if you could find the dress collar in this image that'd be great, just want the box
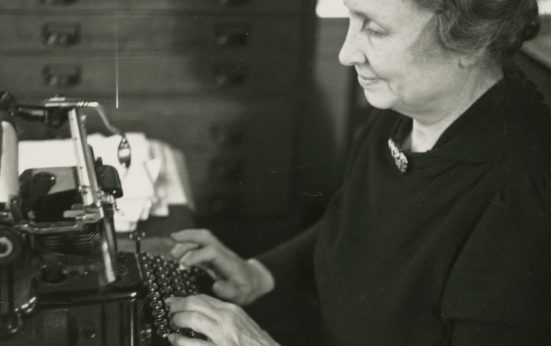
[388,66,551,167]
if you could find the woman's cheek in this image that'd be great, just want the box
[368,52,393,79]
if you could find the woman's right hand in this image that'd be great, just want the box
[170,229,274,306]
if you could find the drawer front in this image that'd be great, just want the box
[0,0,304,13]
[0,55,299,96]
[0,14,301,52]
[183,110,295,216]
[189,151,293,217]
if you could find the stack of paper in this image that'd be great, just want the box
[18,132,193,232]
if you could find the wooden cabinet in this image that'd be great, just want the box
[1,55,300,95]
[0,1,316,225]
[0,14,301,51]
[0,0,303,12]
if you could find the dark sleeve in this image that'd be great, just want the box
[255,180,348,295]
[254,110,373,294]
[442,166,551,345]
[255,216,321,295]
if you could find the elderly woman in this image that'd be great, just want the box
[167,0,550,344]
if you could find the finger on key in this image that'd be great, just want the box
[171,229,218,245]
[170,242,200,259]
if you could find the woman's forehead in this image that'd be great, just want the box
[343,0,427,24]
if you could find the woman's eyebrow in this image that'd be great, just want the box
[348,9,389,30]
[348,8,368,18]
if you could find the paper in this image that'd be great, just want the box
[18,132,193,233]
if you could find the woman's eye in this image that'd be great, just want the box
[367,27,385,36]
[362,20,385,36]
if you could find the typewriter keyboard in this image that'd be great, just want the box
[139,253,214,340]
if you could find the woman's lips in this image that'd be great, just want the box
[357,76,380,87]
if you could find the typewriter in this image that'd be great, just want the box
[0,91,213,346]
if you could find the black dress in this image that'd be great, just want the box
[258,68,551,346]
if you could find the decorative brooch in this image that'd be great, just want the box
[387,138,408,174]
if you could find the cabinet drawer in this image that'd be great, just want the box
[0,55,299,96]
[0,14,301,52]
[0,0,304,13]
[186,150,293,217]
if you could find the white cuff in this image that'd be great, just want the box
[247,258,275,296]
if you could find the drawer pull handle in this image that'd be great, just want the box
[42,23,81,47]
[41,0,77,5]
[215,25,250,47]
[213,64,248,86]
[43,65,81,87]
[218,0,249,6]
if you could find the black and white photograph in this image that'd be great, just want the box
[1,0,550,345]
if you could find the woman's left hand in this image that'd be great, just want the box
[166,294,280,346]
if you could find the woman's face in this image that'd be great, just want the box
[339,0,466,116]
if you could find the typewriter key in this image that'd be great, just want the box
[140,252,213,341]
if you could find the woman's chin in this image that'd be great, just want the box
[362,88,398,110]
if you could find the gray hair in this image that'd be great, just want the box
[413,0,541,62]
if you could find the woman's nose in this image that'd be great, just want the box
[338,26,366,66]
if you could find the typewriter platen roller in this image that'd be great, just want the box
[0,92,213,346]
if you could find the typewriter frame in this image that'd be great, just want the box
[0,95,169,346]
